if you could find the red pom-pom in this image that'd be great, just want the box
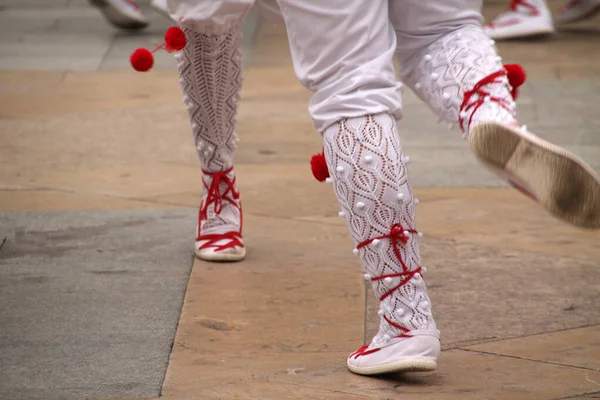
[310,150,330,182]
[130,48,154,72]
[165,26,187,51]
[505,64,526,87]
[504,64,526,100]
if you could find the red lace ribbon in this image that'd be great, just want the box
[458,70,515,132]
[349,344,381,359]
[357,223,418,281]
[349,331,413,359]
[197,167,243,251]
[357,223,422,333]
[196,232,244,251]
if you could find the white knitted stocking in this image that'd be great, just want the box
[323,113,437,346]
[176,27,243,245]
[397,25,517,135]
[176,27,242,172]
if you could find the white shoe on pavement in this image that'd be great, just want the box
[347,328,440,375]
[484,0,554,40]
[469,121,600,230]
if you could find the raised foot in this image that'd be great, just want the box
[469,121,600,230]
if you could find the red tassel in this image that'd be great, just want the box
[310,150,330,182]
[164,26,187,51]
[130,48,154,72]
[504,64,526,100]
[130,26,186,72]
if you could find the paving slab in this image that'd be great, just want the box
[0,31,111,70]
[161,215,364,397]
[156,186,599,399]
[466,325,600,371]
[0,190,165,211]
[272,349,600,400]
[0,0,69,7]
[0,209,195,400]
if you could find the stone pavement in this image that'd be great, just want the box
[0,1,599,399]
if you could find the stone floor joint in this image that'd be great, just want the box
[550,390,600,400]
[457,348,600,372]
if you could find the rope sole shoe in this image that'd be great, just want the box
[469,121,600,229]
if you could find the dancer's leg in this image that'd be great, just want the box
[169,0,253,260]
[278,0,440,375]
[391,0,600,229]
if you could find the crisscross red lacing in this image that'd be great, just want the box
[197,167,243,251]
[349,334,413,359]
[356,223,422,337]
[349,329,413,359]
[196,232,243,251]
[458,64,526,132]
[349,344,381,359]
[459,70,513,132]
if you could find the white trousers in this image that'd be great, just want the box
[167,0,282,33]
[168,0,484,132]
